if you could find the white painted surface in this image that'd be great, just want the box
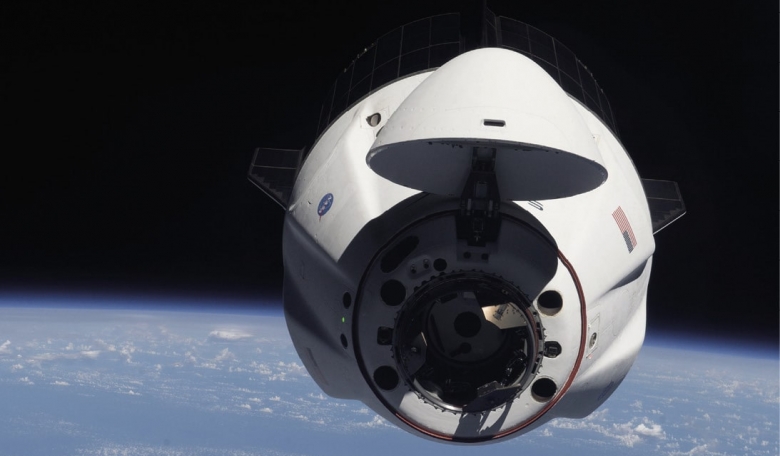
[367,48,608,200]
[282,47,656,443]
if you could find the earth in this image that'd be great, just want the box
[0,299,776,456]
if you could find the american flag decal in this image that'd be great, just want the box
[612,206,637,253]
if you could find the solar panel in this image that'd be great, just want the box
[247,147,303,209]
[641,179,687,234]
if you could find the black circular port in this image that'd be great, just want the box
[340,334,348,348]
[342,292,352,309]
[544,341,562,358]
[463,251,471,259]
[433,258,447,272]
[454,312,482,338]
[537,290,563,316]
[380,280,406,306]
[531,378,557,401]
[373,366,399,391]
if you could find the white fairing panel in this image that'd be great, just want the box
[288,73,430,260]
[368,48,608,200]
[280,48,655,443]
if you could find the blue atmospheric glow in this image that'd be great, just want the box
[0,301,775,455]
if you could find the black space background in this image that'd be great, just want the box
[1,1,777,346]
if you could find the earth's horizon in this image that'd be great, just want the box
[0,302,776,455]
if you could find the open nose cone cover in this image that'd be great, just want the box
[367,48,608,200]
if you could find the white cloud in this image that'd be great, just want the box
[250,362,272,375]
[208,329,252,342]
[19,376,33,385]
[184,351,197,364]
[95,339,116,352]
[634,423,665,438]
[269,396,281,402]
[277,361,306,374]
[52,381,70,386]
[126,390,141,396]
[119,344,135,363]
[30,354,49,363]
[290,413,309,422]
[669,444,709,455]
[260,407,273,413]
[29,350,100,363]
[10,363,23,372]
[268,361,307,380]
[214,348,235,362]
[248,397,262,403]
[239,403,251,410]
[355,415,393,429]
[0,340,12,355]
[550,410,665,447]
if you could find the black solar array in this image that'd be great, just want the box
[315,10,621,141]
[641,179,686,233]
[484,10,619,135]
[316,13,463,136]
[247,147,303,209]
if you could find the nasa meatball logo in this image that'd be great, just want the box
[317,193,334,218]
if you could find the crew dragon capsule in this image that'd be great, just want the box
[248,11,685,444]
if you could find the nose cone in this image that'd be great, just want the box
[367,48,607,200]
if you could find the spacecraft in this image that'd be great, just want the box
[248,9,685,443]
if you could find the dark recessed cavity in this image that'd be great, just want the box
[377,326,393,345]
[454,312,482,338]
[483,119,506,127]
[380,236,419,273]
[340,334,348,348]
[481,253,489,260]
[589,332,598,349]
[463,251,471,259]
[366,112,382,127]
[380,280,406,306]
[433,258,447,272]
[531,378,557,401]
[373,365,399,391]
[544,341,562,358]
[342,292,352,309]
[537,290,563,316]
[394,273,540,412]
